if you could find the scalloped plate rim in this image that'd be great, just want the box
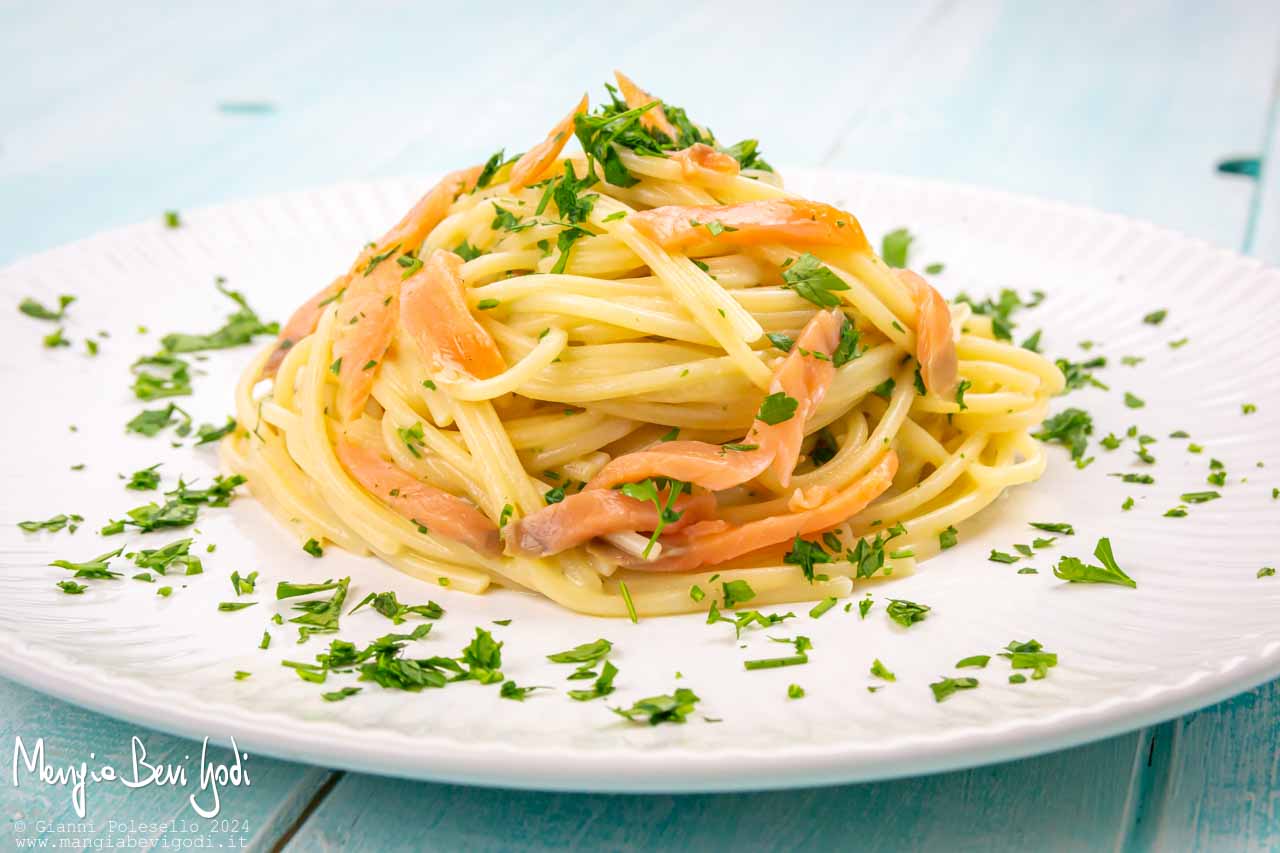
[1,169,1277,791]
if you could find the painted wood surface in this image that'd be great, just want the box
[1,1,1278,850]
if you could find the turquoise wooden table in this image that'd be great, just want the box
[3,2,1279,849]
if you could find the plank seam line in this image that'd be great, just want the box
[269,770,344,852]
[1116,721,1179,853]
[1242,44,1280,255]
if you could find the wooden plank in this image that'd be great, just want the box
[0,0,940,267]
[1131,681,1280,852]
[284,735,1137,853]
[1249,70,1280,264]
[0,677,333,848]
[824,0,1280,251]
[1124,59,1280,852]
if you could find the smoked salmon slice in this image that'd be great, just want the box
[507,489,717,558]
[262,275,346,377]
[330,256,402,421]
[261,167,480,379]
[752,308,842,485]
[897,269,958,396]
[613,70,681,141]
[628,199,870,254]
[671,143,740,183]
[585,308,845,494]
[509,94,589,191]
[335,439,500,556]
[400,249,507,380]
[585,439,772,494]
[377,166,482,258]
[614,449,898,573]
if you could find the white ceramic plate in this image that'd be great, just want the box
[2,172,1278,791]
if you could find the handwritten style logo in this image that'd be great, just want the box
[10,735,251,818]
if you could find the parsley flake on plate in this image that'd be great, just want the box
[1033,408,1093,461]
[930,676,979,703]
[612,688,701,725]
[870,659,896,682]
[886,598,930,628]
[1053,537,1136,588]
[19,513,84,534]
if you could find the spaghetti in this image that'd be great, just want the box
[223,73,1065,617]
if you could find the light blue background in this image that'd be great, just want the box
[3,2,1279,849]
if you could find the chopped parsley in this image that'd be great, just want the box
[230,570,259,596]
[930,676,979,703]
[126,403,191,438]
[619,478,686,557]
[1000,639,1058,680]
[744,654,809,671]
[303,538,324,558]
[1179,490,1220,504]
[125,464,162,491]
[1033,408,1093,460]
[988,550,1019,564]
[784,536,830,583]
[781,254,850,308]
[349,590,443,624]
[721,579,756,608]
[1053,537,1136,588]
[1055,356,1108,393]
[955,655,990,669]
[1123,392,1145,409]
[869,659,896,682]
[548,639,613,665]
[195,417,237,445]
[756,392,799,425]
[1142,309,1167,325]
[130,353,193,400]
[612,688,700,725]
[618,580,638,623]
[132,538,202,575]
[19,294,75,321]
[832,316,863,366]
[277,576,350,642]
[809,596,838,619]
[454,240,483,261]
[954,288,1043,341]
[1030,521,1074,535]
[217,602,256,612]
[19,513,84,534]
[500,681,546,702]
[50,546,124,580]
[939,525,959,550]
[886,598,930,628]
[160,280,278,352]
[880,228,913,268]
[568,660,619,702]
